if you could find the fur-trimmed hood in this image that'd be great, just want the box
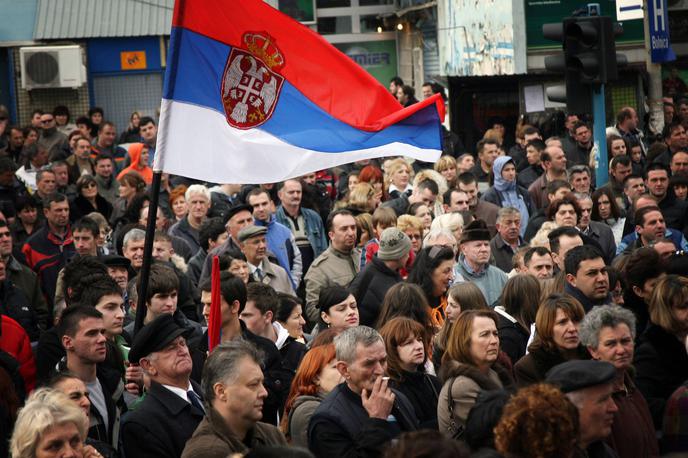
[528,344,590,380]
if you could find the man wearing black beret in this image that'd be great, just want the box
[121,314,205,458]
[546,360,619,458]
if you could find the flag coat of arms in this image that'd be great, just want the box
[155,0,444,183]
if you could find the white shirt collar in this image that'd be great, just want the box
[162,382,194,403]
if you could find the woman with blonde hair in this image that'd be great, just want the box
[385,158,413,198]
[397,214,424,254]
[434,156,458,188]
[430,212,464,246]
[10,388,99,458]
[413,169,448,217]
[530,221,559,248]
[346,182,377,214]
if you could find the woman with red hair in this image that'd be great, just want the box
[358,164,387,202]
[281,344,343,447]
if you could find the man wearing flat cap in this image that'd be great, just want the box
[199,203,254,284]
[349,227,409,327]
[238,225,295,295]
[121,314,205,458]
[546,360,619,458]
[453,219,508,305]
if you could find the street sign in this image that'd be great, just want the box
[616,0,643,21]
[648,0,676,62]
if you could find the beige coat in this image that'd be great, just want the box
[304,246,361,323]
[437,360,512,436]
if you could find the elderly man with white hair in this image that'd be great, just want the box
[169,184,211,252]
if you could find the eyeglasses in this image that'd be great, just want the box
[40,118,54,124]
[83,182,97,189]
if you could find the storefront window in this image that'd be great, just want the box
[316,0,350,7]
[317,16,353,34]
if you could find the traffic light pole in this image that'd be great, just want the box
[593,84,608,188]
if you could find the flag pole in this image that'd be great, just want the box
[133,170,162,334]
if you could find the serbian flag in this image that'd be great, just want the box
[155,0,444,183]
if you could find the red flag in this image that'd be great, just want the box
[208,256,222,352]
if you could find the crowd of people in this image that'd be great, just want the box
[0,79,687,458]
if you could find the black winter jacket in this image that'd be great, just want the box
[308,383,418,458]
[0,279,40,341]
[390,370,441,430]
[349,257,402,327]
[633,323,688,429]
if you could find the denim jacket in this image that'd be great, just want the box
[275,205,328,257]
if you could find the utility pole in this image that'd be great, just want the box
[644,0,665,137]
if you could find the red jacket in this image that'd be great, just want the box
[0,314,36,393]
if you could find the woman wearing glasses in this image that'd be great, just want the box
[70,175,113,222]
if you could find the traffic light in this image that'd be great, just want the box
[542,16,626,113]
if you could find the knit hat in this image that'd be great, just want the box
[460,219,491,244]
[377,227,412,261]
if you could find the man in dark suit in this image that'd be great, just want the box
[121,314,205,458]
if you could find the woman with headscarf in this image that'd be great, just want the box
[481,156,534,237]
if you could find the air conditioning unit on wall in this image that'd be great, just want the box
[19,45,87,90]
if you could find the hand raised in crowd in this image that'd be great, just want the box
[82,444,104,458]
[361,376,395,420]
[124,361,144,396]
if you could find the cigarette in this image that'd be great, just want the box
[381,376,390,381]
